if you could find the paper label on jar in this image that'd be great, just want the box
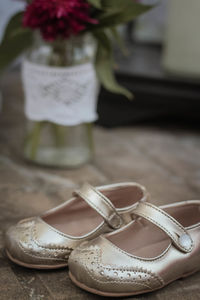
[22,60,99,126]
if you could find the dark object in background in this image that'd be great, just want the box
[97,43,200,127]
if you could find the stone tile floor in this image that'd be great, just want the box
[0,73,200,299]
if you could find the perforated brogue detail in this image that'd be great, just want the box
[69,244,164,291]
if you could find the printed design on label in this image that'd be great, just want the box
[22,60,99,126]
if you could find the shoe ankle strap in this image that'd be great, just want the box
[74,183,123,229]
[133,202,193,253]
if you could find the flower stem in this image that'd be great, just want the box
[28,121,43,160]
[49,40,69,66]
[86,123,94,156]
[51,123,66,147]
[24,121,45,160]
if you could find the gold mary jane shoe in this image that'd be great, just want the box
[5,182,147,269]
[69,200,200,297]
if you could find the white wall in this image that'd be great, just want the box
[0,1,25,41]
[134,0,168,44]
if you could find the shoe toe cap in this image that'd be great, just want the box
[69,239,163,295]
[5,219,35,264]
[69,241,102,290]
[5,218,72,268]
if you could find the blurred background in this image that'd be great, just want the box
[0,2,200,298]
[0,0,200,126]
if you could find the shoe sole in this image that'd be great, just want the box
[69,271,151,297]
[69,269,199,297]
[6,250,67,270]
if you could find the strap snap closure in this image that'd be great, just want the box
[133,202,193,253]
[179,234,193,251]
[109,214,122,229]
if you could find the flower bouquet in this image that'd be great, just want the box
[0,0,151,167]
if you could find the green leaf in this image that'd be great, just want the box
[92,2,152,30]
[101,0,144,11]
[0,12,33,72]
[87,0,102,9]
[94,30,133,99]
[109,27,127,54]
[2,12,24,40]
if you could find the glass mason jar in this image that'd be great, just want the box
[23,33,97,168]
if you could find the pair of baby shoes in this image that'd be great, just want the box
[5,182,200,297]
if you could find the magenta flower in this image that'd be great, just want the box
[23,0,98,41]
